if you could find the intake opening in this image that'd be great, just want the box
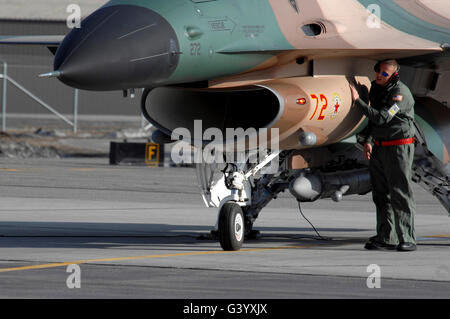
[143,86,282,142]
[301,23,325,36]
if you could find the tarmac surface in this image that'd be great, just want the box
[0,154,449,299]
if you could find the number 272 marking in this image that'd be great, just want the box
[309,94,328,121]
[190,43,201,56]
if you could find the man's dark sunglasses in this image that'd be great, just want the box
[376,70,390,77]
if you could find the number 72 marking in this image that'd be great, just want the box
[309,94,328,121]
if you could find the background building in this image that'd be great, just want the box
[0,0,142,132]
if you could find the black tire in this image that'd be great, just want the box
[218,202,245,251]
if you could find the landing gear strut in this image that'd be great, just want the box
[214,151,282,251]
[196,150,291,251]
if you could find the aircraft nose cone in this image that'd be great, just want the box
[54,5,180,90]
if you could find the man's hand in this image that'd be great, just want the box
[364,143,372,160]
[349,83,359,102]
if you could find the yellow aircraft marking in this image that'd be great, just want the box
[0,245,310,273]
[0,168,19,172]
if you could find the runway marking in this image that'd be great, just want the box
[0,245,309,273]
[423,234,450,238]
[3,233,446,273]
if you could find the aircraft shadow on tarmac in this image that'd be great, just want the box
[0,221,372,249]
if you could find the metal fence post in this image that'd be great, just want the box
[0,59,75,132]
[1,61,6,132]
[73,89,79,134]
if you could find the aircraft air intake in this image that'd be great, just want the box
[142,76,372,151]
[142,86,282,148]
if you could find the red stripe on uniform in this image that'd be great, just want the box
[375,138,415,147]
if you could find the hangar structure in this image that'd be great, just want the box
[0,0,141,132]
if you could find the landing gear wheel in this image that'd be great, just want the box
[218,202,245,251]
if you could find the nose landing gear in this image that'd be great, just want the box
[218,202,245,251]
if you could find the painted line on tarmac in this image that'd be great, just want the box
[2,233,447,273]
[425,234,450,238]
[0,245,310,273]
[420,234,450,241]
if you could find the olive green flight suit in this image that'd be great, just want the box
[355,80,416,245]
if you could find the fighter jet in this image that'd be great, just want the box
[1,0,449,250]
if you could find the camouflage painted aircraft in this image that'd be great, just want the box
[1,0,449,250]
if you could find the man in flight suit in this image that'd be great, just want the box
[350,59,417,252]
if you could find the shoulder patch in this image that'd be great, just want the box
[388,103,400,117]
[393,95,403,102]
